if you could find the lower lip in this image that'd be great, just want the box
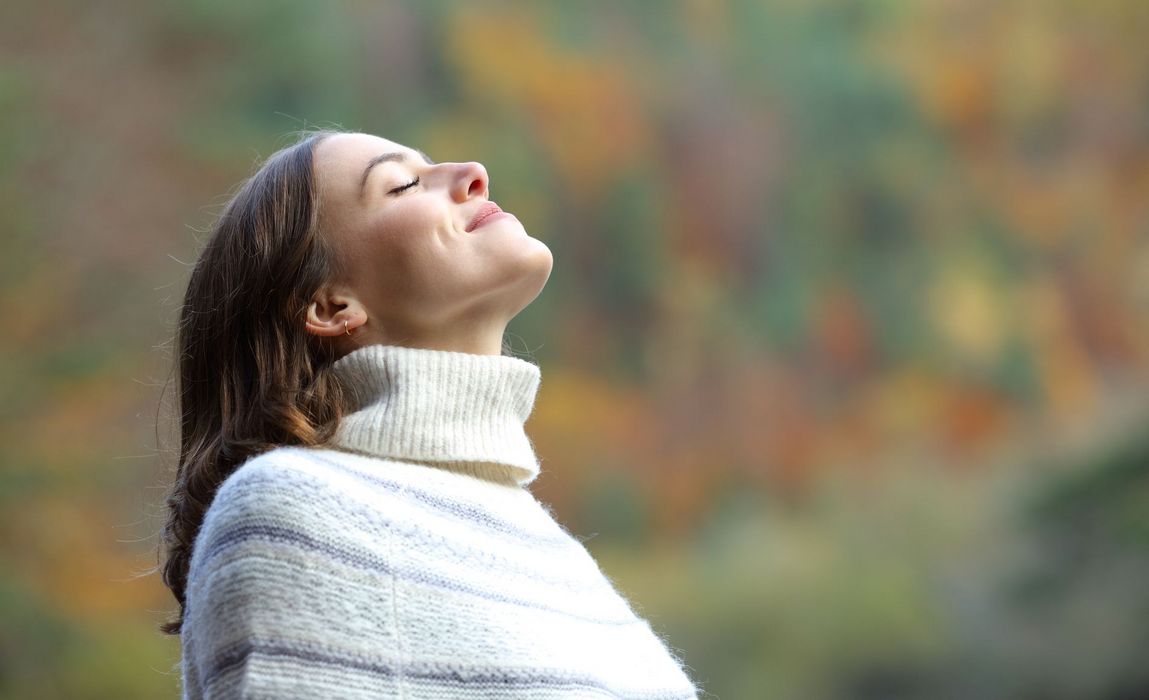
[470,211,515,231]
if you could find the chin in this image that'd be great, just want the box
[506,243,553,308]
[524,239,554,281]
[500,228,551,267]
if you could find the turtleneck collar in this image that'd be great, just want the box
[325,344,543,486]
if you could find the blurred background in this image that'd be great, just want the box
[2,0,1148,697]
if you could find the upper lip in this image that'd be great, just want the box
[465,201,504,232]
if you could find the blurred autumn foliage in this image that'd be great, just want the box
[1,0,1148,698]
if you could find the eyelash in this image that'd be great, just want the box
[389,177,420,195]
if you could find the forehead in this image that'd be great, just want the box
[314,132,412,191]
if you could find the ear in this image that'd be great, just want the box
[304,289,366,338]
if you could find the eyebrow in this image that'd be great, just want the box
[359,149,435,197]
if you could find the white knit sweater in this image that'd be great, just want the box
[179,344,700,699]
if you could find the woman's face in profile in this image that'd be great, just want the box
[312,132,552,343]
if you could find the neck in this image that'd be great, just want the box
[326,343,543,486]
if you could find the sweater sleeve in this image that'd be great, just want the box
[179,452,403,699]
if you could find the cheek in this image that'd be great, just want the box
[366,199,440,248]
[352,215,448,294]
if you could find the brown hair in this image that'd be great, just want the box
[157,129,350,636]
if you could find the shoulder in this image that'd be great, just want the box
[189,447,363,570]
[207,447,335,517]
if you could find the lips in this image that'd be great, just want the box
[465,201,505,233]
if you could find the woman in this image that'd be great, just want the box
[159,129,700,699]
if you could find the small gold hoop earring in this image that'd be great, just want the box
[345,321,351,336]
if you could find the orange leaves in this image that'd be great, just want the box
[442,6,653,200]
[936,383,1015,461]
[5,494,165,623]
[7,372,140,474]
[927,60,996,139]
[811,284,876,380]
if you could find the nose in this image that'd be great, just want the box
[449,162,488,202]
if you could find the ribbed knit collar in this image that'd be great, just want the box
[326,344,543,486]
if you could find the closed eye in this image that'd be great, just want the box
[389,177,420,195]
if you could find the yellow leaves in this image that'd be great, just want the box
[6,494,167,623]
[531,360,731,533]
[529,364,657,514]
[927,59,995,137]
[845,368,1014,466]
[532,365,654,452]
[442,6,654,199]
[929,260,1007,365]
[884,2,1064,136]
[861,368,945,448]
[0,362,169,621]
[6,372,140,474]
[1018,278,1100,422]
[0,263,79,351]
[995,9,1063,127]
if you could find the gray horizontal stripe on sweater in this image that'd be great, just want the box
[204,522,641,626]
[200,489,604,595]
[285,447,572,547]
[207,639,697,700]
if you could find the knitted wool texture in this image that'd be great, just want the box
[179,344,700,699]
